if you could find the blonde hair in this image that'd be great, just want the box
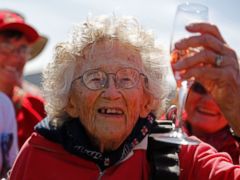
[42,14,171,119]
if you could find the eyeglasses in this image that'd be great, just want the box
[0,42,31,59]
[190,82,207,95]
[73,68,148,90]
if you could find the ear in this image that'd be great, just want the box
[65,95,79,118]
[140,92,155,118]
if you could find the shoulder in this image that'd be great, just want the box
[24,132,62,150]
[179,137,240,179]
[0,92,13,108]
[13,88,45,117]
[0,92,16,129]
[179,137,219,160]
[179,136,234,163]
[10,132,66,175]
[22,93,45,107]
[20,132,67,157]
[19,90,45,104]
[13,85,45,106]
[9,132,90,179]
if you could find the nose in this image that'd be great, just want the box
[101,75,121,100]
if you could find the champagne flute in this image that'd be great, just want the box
[151,2,208,145]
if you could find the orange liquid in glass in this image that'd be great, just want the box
[171,48,199,87]
[170,49,189,87]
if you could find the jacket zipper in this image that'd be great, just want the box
[96,150,135,180]
[97,167,105,180]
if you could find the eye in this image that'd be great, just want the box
[118,76,134,88]
[121,77,132,82]
[86,74,102,83]
[83,71,106,85]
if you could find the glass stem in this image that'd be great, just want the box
[176,80,188,132]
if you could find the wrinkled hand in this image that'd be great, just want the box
[172,22,240,136]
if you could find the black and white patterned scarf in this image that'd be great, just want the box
[35,113,156,171]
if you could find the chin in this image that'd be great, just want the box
[199,125,224,134]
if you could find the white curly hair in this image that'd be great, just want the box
[42,14,172,120]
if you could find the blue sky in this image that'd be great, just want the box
[1,0,240,75]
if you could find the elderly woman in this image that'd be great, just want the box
[10,15,240,179]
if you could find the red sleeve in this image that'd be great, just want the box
[16,94,46,148]
[179,138,240,180]
[9,137,33,180]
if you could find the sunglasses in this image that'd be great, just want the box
[190,82,207,95]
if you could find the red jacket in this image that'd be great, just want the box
[14,92,46,148]
[10,133,240,180]
[198,127,240,165]
[184,124,240,164]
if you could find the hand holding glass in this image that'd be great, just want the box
[152,2,208,145]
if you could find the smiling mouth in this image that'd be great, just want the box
[98,108,124,115]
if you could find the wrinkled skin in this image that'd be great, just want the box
[66,40,153,152]
[172,23,240,136]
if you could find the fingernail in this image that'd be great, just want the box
[186,23,195,29]
[175,42,180,48]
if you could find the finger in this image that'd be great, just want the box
[172,49,215,70]
[173,49,237,71]
[181,66,224,83]
[175,34,234,55]
[186,22,226,43]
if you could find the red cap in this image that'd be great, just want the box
[0,10,39,43]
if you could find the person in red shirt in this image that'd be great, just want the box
[0,92,18,178]
[9,14,240,180]
[183,81,240,164]
[0,9,47,148]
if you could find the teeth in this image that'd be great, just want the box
[99,108,123,115]
[106,109,112,114]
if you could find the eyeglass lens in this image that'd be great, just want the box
[82,68,140,90]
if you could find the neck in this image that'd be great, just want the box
[191,127,209,138]
[190,125,227,138]
[89,135,123,153]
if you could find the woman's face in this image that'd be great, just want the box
[0,35,30,96]
[67,40,152,151]
[185,83,228,134]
